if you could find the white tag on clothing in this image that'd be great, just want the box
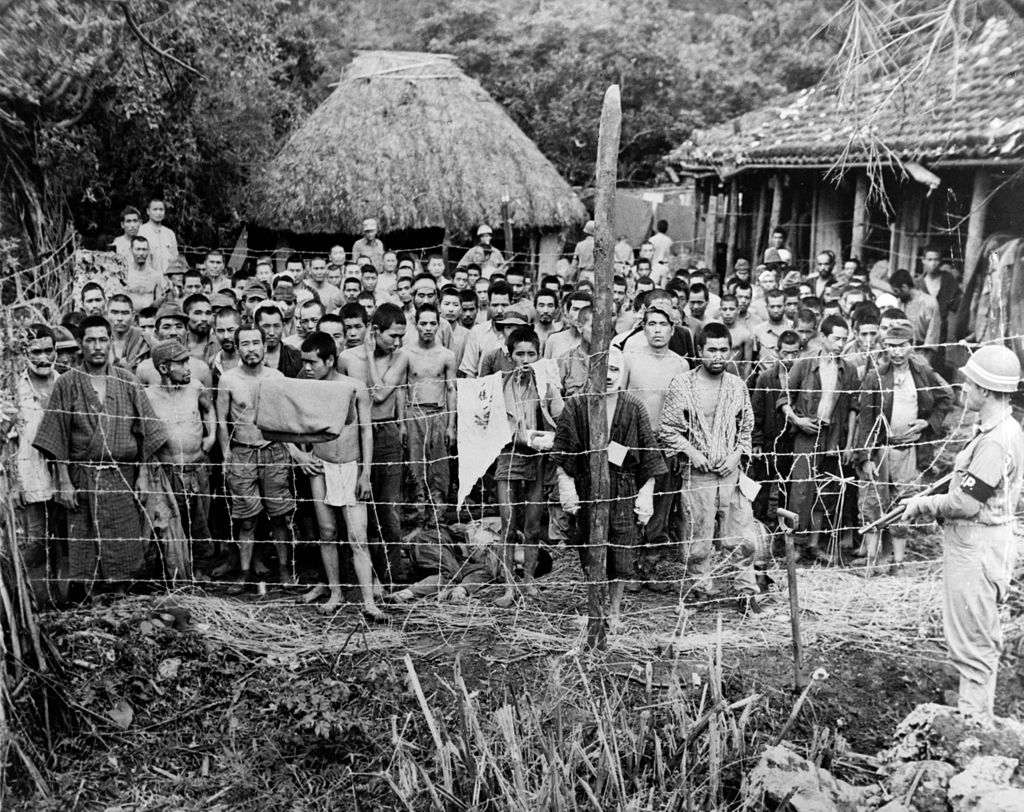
[738,471,761,502]
[607,441,628,466]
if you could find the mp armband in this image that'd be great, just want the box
[959,471,997,502]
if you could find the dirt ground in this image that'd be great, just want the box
[8,529,1024,811]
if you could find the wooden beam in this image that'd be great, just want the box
[704,191,718,269]
[961,168,991,295]
[768,173,783,234]
[725,181,739,274]
[586,84,621,651]
[851,171,869,263]
[752,183,768,265]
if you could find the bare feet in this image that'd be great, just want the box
[252,558,271,577]
[300,584,329,605]
[521,581,539,598]
[317,592,344,615]
[607,615,625,634]
[447,586,468,604]
[360,605,387,623]
[493,589,518,608]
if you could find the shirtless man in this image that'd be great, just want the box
[135,303,213,388]
[621,304,689,585]
[125,235,168,312]
[339,303,368,349]
[296,333,384,619]
[216,325,297,592]
[147,340,216,561]
[337,303,407,583]
[718,294,754,381]
[392,304,456,526]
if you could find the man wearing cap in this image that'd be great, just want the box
[459,280,514,377]
[855,323,953,576]
[241,280,269,320]
[34,316,167,596]
[146,339,216,561]
[904,344,1024,721]
[351,218,385,272]
[458,225,505,271]
[135,303,213,388]
[271,279,299,337]
[53,326,81,373]
[571,221,596,285]
[479,309,531,376]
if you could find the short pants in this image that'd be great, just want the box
[323,460,359,508]
[225,443,294,519]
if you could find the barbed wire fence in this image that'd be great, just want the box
[0,239,1017,679]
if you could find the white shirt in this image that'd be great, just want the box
[137,221,179,277]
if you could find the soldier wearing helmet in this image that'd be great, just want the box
[904,343,1023,721]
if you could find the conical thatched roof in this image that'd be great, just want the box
[245,51,587,237]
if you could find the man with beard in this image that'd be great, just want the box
[81,282,107,318]
[532,289,561,354]
[147,339,216,563]
[210,308,242,383]
[552,346,665,630]
[296,333,384,619]
[183,294,216,362]
[659,322,760,608]
[621,304,689,585]
[216,324,297,592]
[15,324,60,596]
[125,235,169,312]
[34,316,167,597]
[750,329,802,522]
[855,323,952,576]
[338,303,408,583]
[106,294,150,372]
[253,303,302,378]
[811,251,836,299]
[136,303,213,388]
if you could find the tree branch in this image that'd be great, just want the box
[115,0,205,80]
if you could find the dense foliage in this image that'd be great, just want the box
[1,0,844,257]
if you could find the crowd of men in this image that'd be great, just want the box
[13,204,971,628]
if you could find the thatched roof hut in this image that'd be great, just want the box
[244,51,587,239]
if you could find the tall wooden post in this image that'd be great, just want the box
[768,173,783,234]
[851,171,869,263]
[586,84,621,651]
[961,169,991,294]
[441,226,451,268]
[501,186,514,267]
[703,192,719,269]
[725,180,739,274]
[752,184,768,265]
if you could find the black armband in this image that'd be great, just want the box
[960,471,997,503]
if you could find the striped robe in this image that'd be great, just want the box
[34,366,167,582]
